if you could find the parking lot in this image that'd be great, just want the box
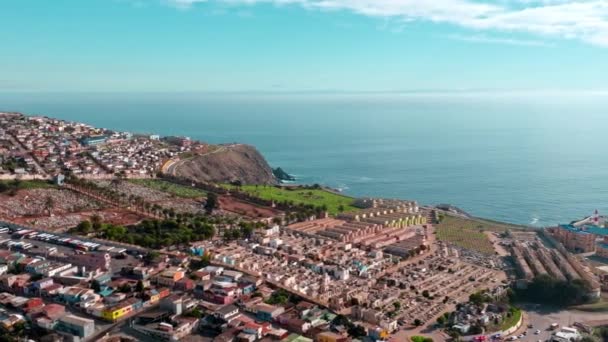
[506,304,607,342]
[0,228,142,274]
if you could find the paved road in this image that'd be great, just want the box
[162,145,227,176]
[511,304,607,341]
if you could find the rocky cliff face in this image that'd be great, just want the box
[174,144,277,185]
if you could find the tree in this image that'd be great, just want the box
[412,337,434,342]
[331,314,350,328]
[91,214,103,231]
[136,280,145,293]
[45,195,55,216]
[144,251,161,264]
[266,289,290,305]
[469,291,489,306]
[393,301,401,310]
[469,324,484,335]
[347,324,367,338]
[205,192,218,214]
[119,283,132,293]
[91,280,101,292]
[76,220,92,234]
[516,274,591,306]
[422,290,430,298]
[186,307,203,318]
[414,319,423,326]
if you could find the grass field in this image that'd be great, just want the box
[470,217,531,232]
[223,184,358,215]
[0,179,56,191]
[435,215,497,255]
[499,308,522,330]
[572,298,608,312]
[130,179,206,198]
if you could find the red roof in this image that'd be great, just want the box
[42,304,66,320]
[25,298,44,310]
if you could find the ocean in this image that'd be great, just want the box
[2,92,608,227]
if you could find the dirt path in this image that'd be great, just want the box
[485,231,509,256]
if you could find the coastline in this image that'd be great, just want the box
[0,111,575,229]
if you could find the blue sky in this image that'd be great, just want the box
[1,0,608,92]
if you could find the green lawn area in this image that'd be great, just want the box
[130,179,206,198]
[435,216,496,255]
[223,184,358,215]
[0,179,56,191]
[499,308,522,330]
[572,298,608,312]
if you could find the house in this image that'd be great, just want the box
[55,314,95,339]
[241,321,270,339]
[132,266,152,280]
[223,270,243,282]
[133,315,200,341]
[41,283,64,297]
[59,287,94,305]
[145,289,161,304]
[283,334,313,342]
[28,277,54,295]
[192,270,211,281]
[214,304,240,322]
[39,263,75,278]
[160,294,188,315]
[69,253,111,271]
[175,278,194,291]
[203,266,224,276]
[23,297,45,313]
[316,331,348,342]
[24,259,51,274]
[0,314,26,331]
[102,298,142,321]
[154,267,185,287]
[81,136,107,146]
[277,308,314,333]
[254,303,285,322]
[170,255,190,267]
[41,304,66,321]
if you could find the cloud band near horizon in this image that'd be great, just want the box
[163,0,608,47]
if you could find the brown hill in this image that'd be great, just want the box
[173,144,277,185]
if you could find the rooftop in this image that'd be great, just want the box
[559,224,608,236]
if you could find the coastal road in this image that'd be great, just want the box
[162,145,229,176]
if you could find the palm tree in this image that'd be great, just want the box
[44,196,55,216]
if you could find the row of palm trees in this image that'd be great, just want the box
[66,175,176,220]
[65,175,243,227]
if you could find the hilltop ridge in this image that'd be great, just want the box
[172,144,278,185]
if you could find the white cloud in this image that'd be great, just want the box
[162,0,608,47]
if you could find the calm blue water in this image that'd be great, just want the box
[2,92,608,226]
